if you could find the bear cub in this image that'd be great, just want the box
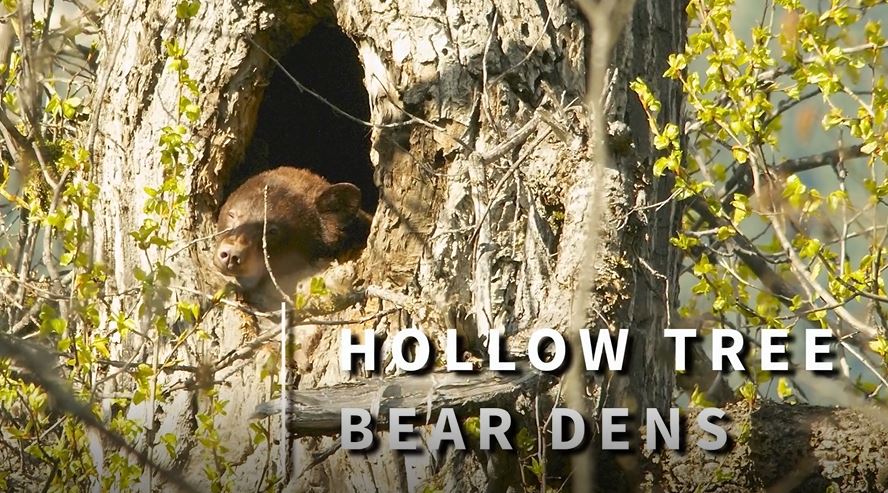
[214,166,371,305]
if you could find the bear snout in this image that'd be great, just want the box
[214,234,253,276]
[216,242,242,271]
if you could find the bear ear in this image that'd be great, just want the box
[316,183,361,219]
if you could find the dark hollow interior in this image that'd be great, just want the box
[229,23,377,212]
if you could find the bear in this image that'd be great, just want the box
[213,166,371,306]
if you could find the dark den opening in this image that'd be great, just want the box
[232,23,376,212]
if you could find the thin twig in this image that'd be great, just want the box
[0,332,199,493]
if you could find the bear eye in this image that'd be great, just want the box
[266,225,280,237]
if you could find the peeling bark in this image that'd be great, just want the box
[641,402,888,492]
[255,365,554,436]
[88,0,685,490]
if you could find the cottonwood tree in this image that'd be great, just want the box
[0,0,886,492]
[0,0,682,489]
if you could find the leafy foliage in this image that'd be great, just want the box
[1,0,887,491]
[0,1,266,490]
[633,0,888,404]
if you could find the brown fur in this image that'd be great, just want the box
[214,167,371,300]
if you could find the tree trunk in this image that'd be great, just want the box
[642,403,888,492]
[90,0,685,491]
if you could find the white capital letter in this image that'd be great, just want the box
[341,408,373,450]
[645,408,680,450]
[697,408,728,451]
[480,408,512,450]
[340,329,375,372]
[664,329,696,372]
[805,329,834,372]
[602,408,630,450]
[528,328,566,372]
[429,408,466,451]
[389,408,419,450]
[761,329,789,371]
[712,329,744,371]
[392,328,430,372]
[579,329,629,371]
[446,329,472,372]
[551,408,585,450]
[488,331,516,371]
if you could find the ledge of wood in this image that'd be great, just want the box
[256,372,888,491]
[253,365,554,436]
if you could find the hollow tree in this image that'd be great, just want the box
[6,0,888,490]
[66,0,684,490]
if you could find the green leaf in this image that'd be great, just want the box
[868,337,888,357]
[716,226,734,241]
[690,385,715,407]
[464,416,481,439]
[176,0,201,19]
[664,53,687,78]
[177,301,200,323]
[739,381,757,403]
[777,377,794,400]
[860,141,877,155]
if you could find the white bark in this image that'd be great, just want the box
[88,0,685,490]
